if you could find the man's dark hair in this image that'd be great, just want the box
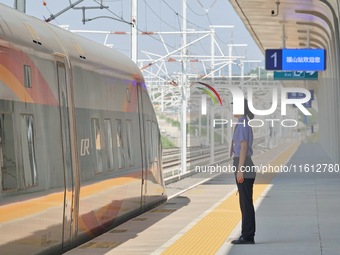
[244,99,255,120]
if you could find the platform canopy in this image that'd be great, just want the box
[229,0,339,89]
[229,0,338,52]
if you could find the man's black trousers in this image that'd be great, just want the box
[233,157,256,240]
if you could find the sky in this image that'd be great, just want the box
[0,0,264,74]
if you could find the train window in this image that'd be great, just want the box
[126,120,134,167]
[115,119,125,169]
[20,114,37,188]
[91,118,102,174]
[104,119,114,171]
[24,65,32,88]
[152,122,159,162]
[147,120,153,162]
[0,114,17,191]
[126,88,130,103]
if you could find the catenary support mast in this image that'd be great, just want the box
[131,0,137,63]
[180,0,188,174]
[14,0,26,13]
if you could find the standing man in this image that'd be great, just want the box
[230,99,256,244]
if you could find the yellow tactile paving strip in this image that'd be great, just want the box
[161,142,300,255]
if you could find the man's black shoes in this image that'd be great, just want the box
[231,236,255,245]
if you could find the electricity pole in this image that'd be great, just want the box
[180,0,187,174]
[131,0,137,63]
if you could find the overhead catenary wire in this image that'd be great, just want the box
[42,0,231,54]
[159,0,207,70]
[91,0,178,51]
[93,0,125,22]
[161,0,206,31]
[185,1,206,16]
[142,0,179,31]
[161,0,230,54]
[197,0,218,11]
[43,0,179,53]
[44,0,236,72]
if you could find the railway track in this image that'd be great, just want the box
[162,137,265,183]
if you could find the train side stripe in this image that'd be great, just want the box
[0,171,142,223]
[0,64,34,103]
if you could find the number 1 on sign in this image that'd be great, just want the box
[265,49,282,70]
[271,52,277,68]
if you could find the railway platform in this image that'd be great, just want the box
[64,142,340,255]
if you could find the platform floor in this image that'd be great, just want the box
[64,142,340,255]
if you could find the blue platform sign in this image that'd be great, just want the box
[265,49,326,71]
[265,49,282,70]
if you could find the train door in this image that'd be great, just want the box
[56,61,74,249]
[136,83,148,205]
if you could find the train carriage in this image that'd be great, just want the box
[0,3,166,255]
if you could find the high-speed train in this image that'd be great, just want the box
[0,3,166,255]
